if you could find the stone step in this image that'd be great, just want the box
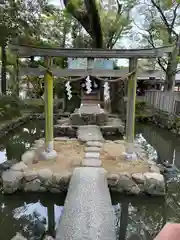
[86,141,103,147]
[85,146,102,152]
[84,152,100,159]
[77,125,104,142]
[82,158,102,167]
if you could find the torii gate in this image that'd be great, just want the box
[9,44,173,160]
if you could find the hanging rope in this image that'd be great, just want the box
[94,68,137,82]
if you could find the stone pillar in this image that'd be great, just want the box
[125,57,138,160]
[42,57,57,160]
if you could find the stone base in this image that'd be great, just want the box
[41,150,57,161]
[0,138,166,196]
[70,104,108,126]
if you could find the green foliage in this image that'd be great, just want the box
[136,101,146,112]
[54,79,64,98]
[0,95,25,121]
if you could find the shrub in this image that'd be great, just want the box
[0,95,25,121]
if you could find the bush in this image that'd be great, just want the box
[136,101,146,112]
[0,95,25,121]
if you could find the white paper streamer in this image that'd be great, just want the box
[65,81,72,100]
[104,81,110,101]
[85,75,92,94]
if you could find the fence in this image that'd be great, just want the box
[144,90,180,115]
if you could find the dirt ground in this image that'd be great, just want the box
[28,140,149,174]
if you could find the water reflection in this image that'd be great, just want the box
[0,120,44,163]
[0,193,65,239]
[113,196,166,240]
[136,123,180,169]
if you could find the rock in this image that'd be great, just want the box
[144,172,165,195]
[149,165,160,173]
[86,141,103,147]
[132,173,145,184]
[107,173,119,187]
[0,161,14,171]
[34,139,44,146]
[11,233,27,240]
[53,172,71,185]
[116,173,140,195]
[84,152,100,159]
[21,150,36,165]
[24,170,38,181]
[24,179,41,192]
[49,188,61,193]
[38,169,53,182]
[2,170,23,194]
[11,162,28,172]
[52,173,62,184]
[85,146,101,152]
[147,160,156,165]
[54,137,69,141]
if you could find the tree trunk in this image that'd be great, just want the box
[1,42,7,95]
[164,69,176,92]
[164,39,179,92]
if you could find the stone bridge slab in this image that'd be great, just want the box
[55,167,116,240]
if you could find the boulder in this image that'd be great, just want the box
[116,173,141,195]
[38,169,53,185]
[49,188,61,193]
[21,150,36,165]
[149,165,160,173]
[144,172,165,195]
[2,170,23,194]
[0,161,14,171]
[11,233,27,240]
[107,173,119,187]
[132,173,145,184]
[54,137,69,141]
[24,170,38,181]
[24,179,41,192]
[11,162,28,172]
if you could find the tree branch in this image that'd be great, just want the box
[151,0,178,41]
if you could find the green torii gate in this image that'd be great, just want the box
[9,44,173,160]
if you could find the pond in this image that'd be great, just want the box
[0,120,180,239]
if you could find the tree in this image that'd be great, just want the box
[0,0,52,95]
[63,0,135,48]
[135,0,180,91]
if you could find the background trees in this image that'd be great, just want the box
[134,0,180,91]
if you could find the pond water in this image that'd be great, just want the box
[0,121,180,239]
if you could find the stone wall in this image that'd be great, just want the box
[0,139,165,196]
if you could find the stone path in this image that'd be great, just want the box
[55,167,116,240]
[77,125,104,167]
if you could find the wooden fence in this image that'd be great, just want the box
[144,90,180,115]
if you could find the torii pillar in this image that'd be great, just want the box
[125,57,138,160]
[42,57,57,160]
